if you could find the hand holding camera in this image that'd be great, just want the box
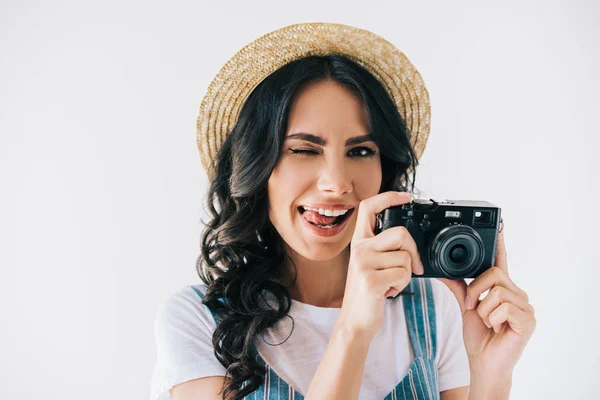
[335,191,424,340]
[371,194,536,379]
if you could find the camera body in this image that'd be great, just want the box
[375,198,502,279]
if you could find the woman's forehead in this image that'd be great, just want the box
[286,84,369,141]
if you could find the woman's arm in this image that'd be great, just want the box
[304,324,373,400]
[441,386,469,400]
[305,192,421,399]
[467,368,512,400]
[171,376,233,400]
[439,374,512,400]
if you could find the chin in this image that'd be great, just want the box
[296,241,351,261]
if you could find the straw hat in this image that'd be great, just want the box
[196,22,431,180]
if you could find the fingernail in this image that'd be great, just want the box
[465,296,472,310]
[419,260,424,275]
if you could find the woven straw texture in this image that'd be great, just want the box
[196,22,431,180]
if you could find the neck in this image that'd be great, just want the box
[283,245,350,308]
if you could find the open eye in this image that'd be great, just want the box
[348,147,376,157]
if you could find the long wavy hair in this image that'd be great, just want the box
[196,54,419,399]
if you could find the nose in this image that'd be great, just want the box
[316,156,353,195]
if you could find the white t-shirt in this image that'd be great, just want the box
[150,278,470,400]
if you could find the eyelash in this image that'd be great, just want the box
[288,147,377,158]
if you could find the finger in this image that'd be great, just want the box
[367,226,423,274]
[437,278,468,315]
[353,191,413,241]
[373,265,413,297]
[350,246,412,272]
[495,223,508,274]
[475,286,535,329]
[465,267,529,310]
[372,250,412,271]
[350,248,413,274]
[488,302,537,336]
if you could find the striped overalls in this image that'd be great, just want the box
[191,278,439,399]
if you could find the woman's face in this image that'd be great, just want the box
[267,80,382,261]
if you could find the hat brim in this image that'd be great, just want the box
[197,22,431,180]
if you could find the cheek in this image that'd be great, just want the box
[352,161,382,197]
[267,160,312,219]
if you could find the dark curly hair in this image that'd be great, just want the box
[195,54,420,399]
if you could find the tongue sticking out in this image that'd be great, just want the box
[302,210,339,226]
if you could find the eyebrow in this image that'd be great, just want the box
[285,133,375,146]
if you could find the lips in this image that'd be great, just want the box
[297,207,355,238]
[299,204,354,212]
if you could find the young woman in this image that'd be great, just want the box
[151,23,536,400]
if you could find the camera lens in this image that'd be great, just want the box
[428,225,485,279]
[449,244,468,263]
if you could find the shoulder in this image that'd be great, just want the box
[151,283,227,400]
[156,283,210,313]
[153,283,218,344]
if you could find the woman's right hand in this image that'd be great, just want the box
[336,191,424,339]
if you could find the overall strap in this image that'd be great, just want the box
[402,278,438,360]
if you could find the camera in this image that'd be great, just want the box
[375,198,502,279]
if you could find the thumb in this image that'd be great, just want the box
[437,278,468,315]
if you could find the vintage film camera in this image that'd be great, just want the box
[375,198,502,279]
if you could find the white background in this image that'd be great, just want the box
[1,0,598,399]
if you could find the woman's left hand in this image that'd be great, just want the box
[437,222,536,376]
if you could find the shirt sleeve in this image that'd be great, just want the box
[432,279,471,392]
[150,286,228,400]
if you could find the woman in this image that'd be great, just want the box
[151,23,536,400]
